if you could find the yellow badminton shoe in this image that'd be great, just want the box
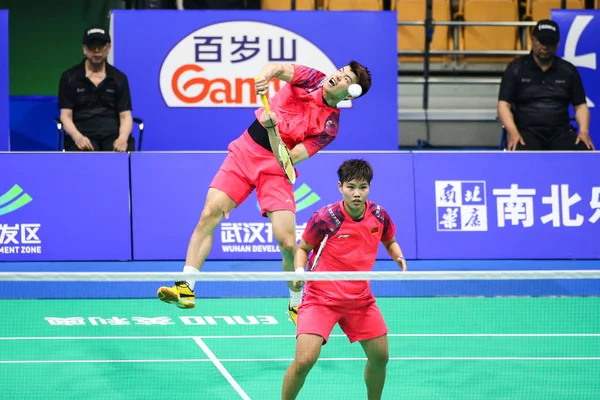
[288,302,298,326]
[157,281,195,309]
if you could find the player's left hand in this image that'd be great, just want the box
[113,137,129,152]
[576,131,595,150]
[396,256,407,271]
[255,76,269,96]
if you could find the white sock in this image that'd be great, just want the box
[183,265,200,290]
[289,289,303,307]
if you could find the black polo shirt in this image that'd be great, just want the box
[58,60,132,139]
[498,53,586,135]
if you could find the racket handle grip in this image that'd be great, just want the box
[260,94,271,115]
[255,76,271,114]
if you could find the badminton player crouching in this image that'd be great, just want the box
[281,159,407,400]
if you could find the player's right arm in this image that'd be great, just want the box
[259,63,295,82]
[293,209,328,285]
[296,211,324,272]
[256,64,325,95]
[255,64,295,95]
[293,239,315,288]
[294,239,315,271]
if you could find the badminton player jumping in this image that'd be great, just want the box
[157,62,372,325]
[282,159,407,400]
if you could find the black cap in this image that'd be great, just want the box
[82,26,111,46]
[533,20,560,44]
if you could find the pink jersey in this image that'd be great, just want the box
[301,200,396,303]
[254,65,340,156]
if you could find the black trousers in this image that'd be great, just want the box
[515,128,592,151]
[64,134,135,152]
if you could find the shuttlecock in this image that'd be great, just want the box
[348,84,362,97]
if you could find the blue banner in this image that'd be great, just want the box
[413,152,600,259]
[130,152,417,261]
[2,151,598,261]
[552,9,600,147]
[9,96,59,151]
[111,10,398,151]
[0,154,132,261]
[0,11,8,151]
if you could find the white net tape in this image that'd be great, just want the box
[0,270,599,281]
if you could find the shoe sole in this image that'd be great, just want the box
[157,287,195,309]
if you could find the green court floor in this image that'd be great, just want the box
[0,297,599,399]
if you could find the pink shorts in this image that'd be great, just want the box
[296,297,388,344]
[210,131,296,216]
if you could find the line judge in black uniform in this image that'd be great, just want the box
[498,20,594,151]
[58,26,134,152]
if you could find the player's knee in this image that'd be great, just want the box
[198,204,224,230]
[368,350,389,369]
[276,234,297,255]
[294,353,318,374]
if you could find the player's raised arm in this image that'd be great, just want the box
[255,63,295,95]
[383,237,407,271]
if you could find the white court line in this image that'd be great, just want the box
[0,359,212,364]
[196,333,600,339]
[218,357,600,361]
[1,333,599,340]
[0,336,200,340]
[193,337,251,400]
[1,357,599,364]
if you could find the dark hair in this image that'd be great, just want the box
[348,60,372,97]
[338,159,373,185]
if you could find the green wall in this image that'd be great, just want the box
[0,0,122,96]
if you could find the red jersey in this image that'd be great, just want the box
[254,65,340,156]
[301,200,396,303]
